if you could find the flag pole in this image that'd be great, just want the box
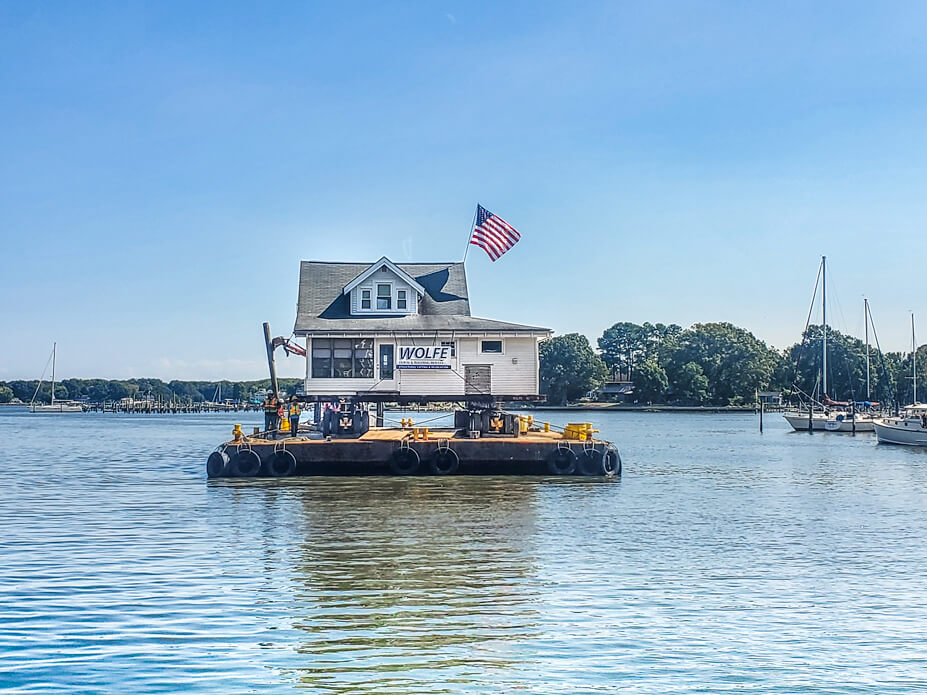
[462,204,478,263]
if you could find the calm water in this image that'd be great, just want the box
[2,407,927,693]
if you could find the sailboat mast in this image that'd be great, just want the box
[821,256,827,397]
[865,298,870,401]
[913,313,917,404]
[51,342,56,406]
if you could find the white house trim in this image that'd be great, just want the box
[342,257,426,297]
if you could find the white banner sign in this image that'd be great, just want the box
[397,345,453,370]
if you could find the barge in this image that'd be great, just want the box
[207,256,622,478]
[207,416,621,478]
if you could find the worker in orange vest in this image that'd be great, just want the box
[263,393,279,434]
[288,397,301,438]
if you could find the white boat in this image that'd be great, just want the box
[874,404,927,446]
[874,316,926,446]
[784,411,876,432]
[32,401,84,413]
[30,343,84,413]
[783,256,875,433]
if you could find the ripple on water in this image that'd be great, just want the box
[1,410,927,693]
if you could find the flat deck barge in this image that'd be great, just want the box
[207,424,621,478]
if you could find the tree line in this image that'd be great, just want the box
[4,323,924,408]
[0,378,304,405]
[540,321,927,407]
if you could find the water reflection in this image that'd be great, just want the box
[212,478,543,692]
[7,409,927,693]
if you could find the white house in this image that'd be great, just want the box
[293,257,551,401]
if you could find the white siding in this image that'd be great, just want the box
[349,273,418,315]
[396,337,464,396]
[304,334,540,397]
[458,337,539,395]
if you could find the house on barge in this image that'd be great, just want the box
[205,256,623,479]
[294,257,551,404]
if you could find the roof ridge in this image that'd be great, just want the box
[301,260,462,266]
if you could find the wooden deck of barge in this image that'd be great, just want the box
[207,427,621,478]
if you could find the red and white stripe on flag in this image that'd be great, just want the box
[470,204,521,261]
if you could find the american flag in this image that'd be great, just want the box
[469,204,521,261]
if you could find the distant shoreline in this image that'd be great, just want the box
[1,401,761,413]
[529,404,757,413]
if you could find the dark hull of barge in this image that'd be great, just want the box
[207,428,621,478]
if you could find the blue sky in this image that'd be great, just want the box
[2,1,926,380]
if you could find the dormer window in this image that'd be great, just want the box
[377,284,391,310]
[343,257,426,316]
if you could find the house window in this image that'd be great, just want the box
[441,340,456,357]
[312,339,332,378]
[312,338,374,378]
[481,340,503,354]
[397,289,407,310]
[353,339,374,377]
[377,284,391,310]
[361,289,371,310]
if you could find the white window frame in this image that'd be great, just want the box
[441,340,456,357]
[480,339,504,355]
[361,288,371,310]
[376,282,392,310]
[397,289,407,310]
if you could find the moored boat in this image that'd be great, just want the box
[784,410,876,432]
[873,404,927,446]
[875,315,925,445]
[30,343,85,414]
[32,401,84,413]
[782,256,876,433]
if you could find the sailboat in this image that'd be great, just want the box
[783,256,874,432]
[30,343,84,413]
[873,314,927,446]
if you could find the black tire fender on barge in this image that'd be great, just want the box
[206,450,229,478]
[429,447,459,476]
[389,447,420,476]
[604,447,622,476]
[229,448,262,477]
[267,449,297,477]
[547,446,577,475]
[578,446,606,476]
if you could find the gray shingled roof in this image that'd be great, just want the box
[294,260,550,334]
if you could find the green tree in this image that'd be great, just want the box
[894,345,927,405]
[8,381,38,402]
[0,385,14,403]
[598,321,681,379]
[632,359,668,402]
[540,334,608,406]
[783,325,892,403]
[667,322,780,405]
[671,361,710,404]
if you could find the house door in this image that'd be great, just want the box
[379,344,394,380]
[464,365,491,395]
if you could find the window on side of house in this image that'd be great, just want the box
[353,339,374,378]
[397,289,407,310]
[312,338,375,378]
[312,339,333,378]
[441,340,456,357]
[332,339,354,378]
[377,284,391,310]
[481,340,503,354]
[361,289,371,309]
